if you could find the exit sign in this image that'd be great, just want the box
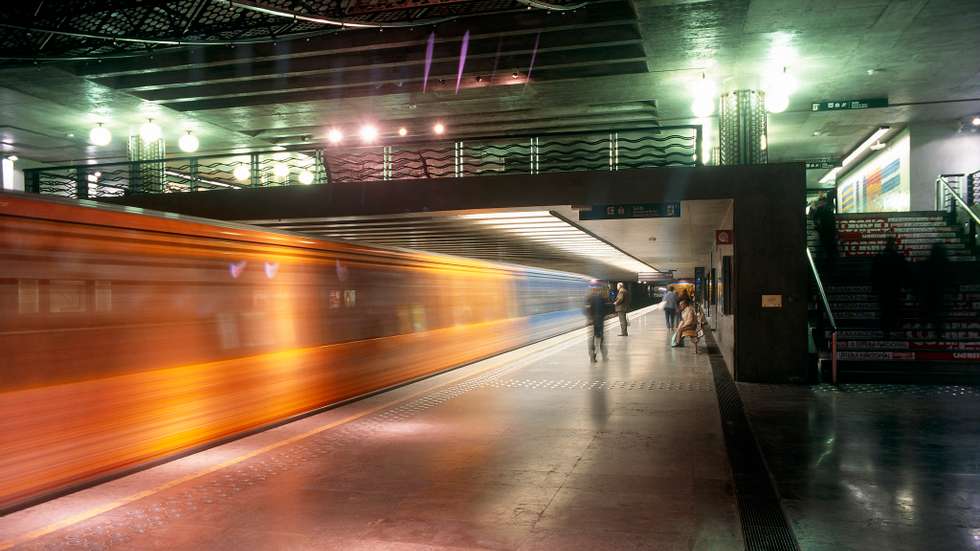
[811,98,888,111]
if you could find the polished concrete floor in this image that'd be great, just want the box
[0,308,741,550]
[741,382,980,551]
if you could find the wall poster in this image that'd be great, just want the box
[837,129,910,213]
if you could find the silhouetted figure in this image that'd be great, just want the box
[585,286,609,362]
[871,236,907,335]
[812,192,838,272]
[918,243,950,341]
[614,282,630,336]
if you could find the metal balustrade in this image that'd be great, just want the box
[23,126,701,200]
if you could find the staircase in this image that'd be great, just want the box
[808,211,980,383]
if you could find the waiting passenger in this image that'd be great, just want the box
[585,286,609,362]
[614,282,630,336]
[671,300,700,352]
[662,286,679,330]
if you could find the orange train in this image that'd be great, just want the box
[0,192,589,512]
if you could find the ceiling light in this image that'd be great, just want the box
[433,122,446,135]
[359,124,378,143]
[178,131,199,153]
[458,211,550,219]
[233,164,250,181]
[765,92,790,113]
[327,128,343,144]
[298,170,315,185]
[972,116,980,127]
[6,155,17,162]
[841,127,890,168]
[691,95,715,118]
[140,119,162,142]
[272,163,289,178]
[89,123,111,146]
[869,141,886,151]
[398,127,408,137]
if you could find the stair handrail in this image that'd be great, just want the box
[806,246,838,384]
[937,175,980,253]
[936,175,980,226]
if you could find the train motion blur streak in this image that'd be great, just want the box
[0,192,589,512]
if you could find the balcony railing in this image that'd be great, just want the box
[23,126,701,200]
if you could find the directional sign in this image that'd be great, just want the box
[579,202,681,220]
[804,158,839,170]
[811,98,888,112]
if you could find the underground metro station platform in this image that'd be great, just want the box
[3,0,980,550]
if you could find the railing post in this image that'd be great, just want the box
[75,167,88,199]
[831,331,838,385]
[189,158,199,192]
[250,153,260,187]
[25,169,40,193]
[695,125,704,166]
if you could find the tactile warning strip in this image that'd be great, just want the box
[741,383,980,398]
[484,378,713,392]
[704,336,801,551]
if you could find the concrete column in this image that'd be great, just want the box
[719,90,768,165]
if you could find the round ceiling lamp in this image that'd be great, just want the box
[398,127,408,137]
[233,164,250,181]
[178,131,199,153]
[327,128,343,144]
[689,73,716,118]
[298,170,315,185]
[433,122,446,135]
[765,93,790,113]
[140,119,162,142]
[89,123,112,146]
[272,163,290,178]
[359,124,378,143]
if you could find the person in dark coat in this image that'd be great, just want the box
[614,282,630,336]
[871,236,907,335]
[812,192,839,271]
[585,286,609,362]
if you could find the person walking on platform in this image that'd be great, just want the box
[662,285,679,330]
[614,282,630,336]
[585,286,609,362]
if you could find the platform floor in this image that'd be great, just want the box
[0,308,742,550]
[742,381,980,551]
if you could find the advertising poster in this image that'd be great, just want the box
[837,129,910,213]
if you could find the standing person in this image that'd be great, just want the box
[585,286,609,362]
[812,192,839,272]
[614,282,630,336]
[871,236,907,336]
[662,285,679,330]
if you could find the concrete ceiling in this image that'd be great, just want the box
[2,0,979,179]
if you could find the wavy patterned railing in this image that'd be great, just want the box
[24,126,700,199]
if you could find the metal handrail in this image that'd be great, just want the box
[806,246,838,384]
[937,176,980,226]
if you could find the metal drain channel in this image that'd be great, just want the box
[703,334,801,551]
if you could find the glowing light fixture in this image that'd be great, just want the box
[398,127,408,137]
[233,164,250,181]
[972,116,980,127]
[89,123,112,146]
[764,66,796,114]
[139,119,162,142]
[460,211,655,274]
[272,162,290,178]
[178,131,199,153]
[327,128,343,144]
[818,167,840,185]
[841,127,890,168]
[298,170,315,185]
[765,92,790,113]
[690,73,716,118]
[433,122,446,135]
[359,124,378,143]
[6,155,17,162]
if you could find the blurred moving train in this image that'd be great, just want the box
[0,192,590,512]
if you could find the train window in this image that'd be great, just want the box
[94,281,112,312]
[18,279,39,314]
[49,280,86,313]
[344,289,356,308]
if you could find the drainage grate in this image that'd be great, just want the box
[703,334,801,551]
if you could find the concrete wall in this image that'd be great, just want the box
[909,121,980,210]
[107,163,809,383]
[711,201,735,373]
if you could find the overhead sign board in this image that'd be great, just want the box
[811,98,888,112]
[804,159,839,170]
[579,202,681,220]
